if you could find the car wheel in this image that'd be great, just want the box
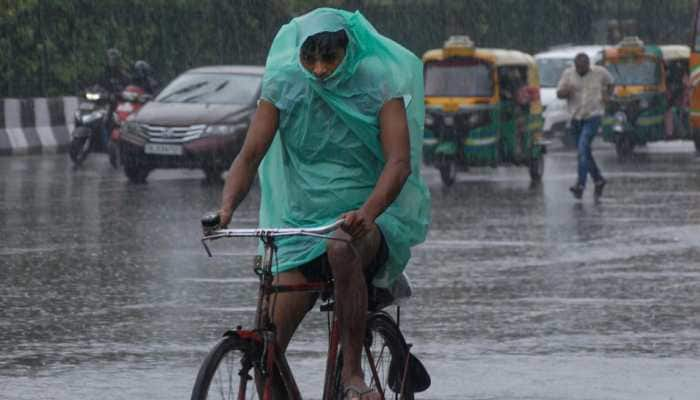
[202,165,224,184]
[123,164,149,184]
[120,148,149,184]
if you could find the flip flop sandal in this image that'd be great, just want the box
[341,383,378,400]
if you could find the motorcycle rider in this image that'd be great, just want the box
[95,48,130,147]
[101,48,131,95]
[131,60,160,96]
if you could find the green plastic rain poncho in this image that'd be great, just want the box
[258,8,430,287]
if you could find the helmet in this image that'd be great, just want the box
[133,60,152,79]
[106,48,122,67]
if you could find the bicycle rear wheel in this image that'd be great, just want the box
[336,312,414,400]
[191,335,260,400]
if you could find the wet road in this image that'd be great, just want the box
[2,142,700,400]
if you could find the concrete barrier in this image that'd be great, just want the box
[0,97,78,156]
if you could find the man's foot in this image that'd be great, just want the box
[569,184,584,199]
[342,384,380,400]
[594,178,607,198]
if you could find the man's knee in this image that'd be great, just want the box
[327,239,358,277]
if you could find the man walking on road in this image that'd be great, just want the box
[557,53,614,199]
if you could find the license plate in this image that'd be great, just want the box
[144,143,183,155]
[79,102,95,110]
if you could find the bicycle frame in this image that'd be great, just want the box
[199,218,416,400]
[202,221,377,400]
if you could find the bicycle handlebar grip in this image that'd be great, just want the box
[201,212,221,230]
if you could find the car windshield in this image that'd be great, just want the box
[605,57,660,85]
[536,58,571,87]
[156,72,261,104]
[424,59,492,97]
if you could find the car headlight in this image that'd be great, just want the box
[425,114,434,126]
[443,115,454,127]
[81,110,105,124]
[204,123,247,136]
[639,98,650,109]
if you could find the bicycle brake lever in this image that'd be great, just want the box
[201,239,213,257]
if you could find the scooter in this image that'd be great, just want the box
[109,85,150,168]
[69,85,117,167]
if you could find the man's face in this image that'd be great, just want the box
[300,47,346,80]
[575,56,590,76]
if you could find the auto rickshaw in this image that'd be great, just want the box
[689,1,700,150]
[422,36,546,186]
[601,37,692,159]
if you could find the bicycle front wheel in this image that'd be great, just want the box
[191,335,260,400]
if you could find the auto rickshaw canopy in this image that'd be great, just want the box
[659,45,690,62]
[422,36,541,88]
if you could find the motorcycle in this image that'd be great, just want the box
[109,85,150,168]
[69,85,118,167]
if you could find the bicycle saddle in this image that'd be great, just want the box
[368,272,412,311]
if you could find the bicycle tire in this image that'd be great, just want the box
[335,312,414,400]
[191,334,261,400]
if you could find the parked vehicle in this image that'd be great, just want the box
[535,45,605,148]
[69,85,118,167]
[422,36,546,186]
[119,66,263,183]
[600,37,692,159]
[689,1,700,150]
[109,85,151,168]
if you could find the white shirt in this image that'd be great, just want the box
[557,65,614,120]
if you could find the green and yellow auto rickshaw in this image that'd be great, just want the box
[689,1,700,150]
[422,36,546,186]
[601,37,692,158]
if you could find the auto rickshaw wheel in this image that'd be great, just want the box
[437,159,456,187]
[615,135,634,160]
[529,156,544,181]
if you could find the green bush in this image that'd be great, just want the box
[0,0,694,97]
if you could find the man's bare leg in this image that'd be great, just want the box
[265,270,317,399]
[327,225,382,399]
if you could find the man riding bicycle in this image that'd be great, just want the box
[216,8,430,399]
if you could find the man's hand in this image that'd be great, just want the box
[341,209,374,240]
[557,84,572,99]
[218,208,233,229]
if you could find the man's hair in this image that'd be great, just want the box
[300,30,349,62]
[574,53,590,63]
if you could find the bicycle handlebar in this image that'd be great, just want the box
[203,220,344,239]
[200,211,345,257]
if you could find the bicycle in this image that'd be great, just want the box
[191,213,430,400]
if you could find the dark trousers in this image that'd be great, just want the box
[571,117,603,187]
